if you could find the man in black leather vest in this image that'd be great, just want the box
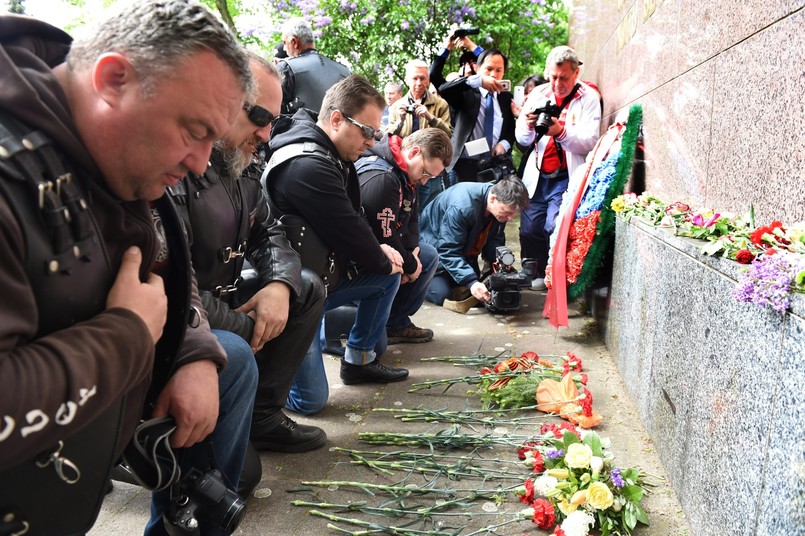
[277,17,350,115]
[0,1,259,534]
[171,54,327,453]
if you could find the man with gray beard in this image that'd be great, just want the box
[170,54,328,453]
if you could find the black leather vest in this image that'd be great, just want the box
[284,51,350,113]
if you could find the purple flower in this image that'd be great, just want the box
[546,449,564,460]
[401,21,409,30]
[611,468,625,488]
[732,253,804,313]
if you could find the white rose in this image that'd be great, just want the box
[565,443,593,469]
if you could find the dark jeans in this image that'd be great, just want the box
[145,330,258,536]
[519,169,569,277]
[387,243,439,331]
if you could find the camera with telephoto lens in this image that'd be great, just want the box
[531,100,563,135]
[477,153,517,183]
[164,467,246,536]
[452,27,480,39]
[485,246,531,313]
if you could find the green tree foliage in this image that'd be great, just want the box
[207,0,568,89]
[8,0,26,15]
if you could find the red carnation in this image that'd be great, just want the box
[580,388,594,417]
[480,367,493,375]
[521,351,539,361]
[518,478,536,505]
[735,249,755,264]
[750,226,771,246]
[579,373,589,385]
[530,450,545,473]
[517,442,538,460]
[540,423,563,439]
[563,352,583,374]
[530,498,556,529]
[553,527,567,536]
[558,421,581,439]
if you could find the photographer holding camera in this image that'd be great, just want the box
[515,46,601,291]
[420,176,528,308]
[430,31,516,184]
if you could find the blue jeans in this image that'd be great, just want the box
[146,330,258,536]
[519,169,569,276]
[387,243,438,331]
[286,272,400,415]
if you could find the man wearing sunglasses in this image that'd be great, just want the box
[264,75,408,414]
[170,54,328,455]
[356,128,452,344]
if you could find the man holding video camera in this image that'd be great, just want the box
[420,176,528,307]
[515,45,601,290]
[431,31,516,183]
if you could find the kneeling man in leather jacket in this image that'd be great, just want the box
[170,54,327,453]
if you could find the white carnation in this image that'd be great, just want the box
[561,510,596,536]
[534,475,558,496]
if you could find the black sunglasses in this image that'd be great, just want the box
[243,102,278,128]
[340,112,383,141]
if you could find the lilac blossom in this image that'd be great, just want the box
[546,449,564,459]
[400,21,409,30]
[610,468,625,488]
[732,253,804,313]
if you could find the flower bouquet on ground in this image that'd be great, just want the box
[516,429,650,536]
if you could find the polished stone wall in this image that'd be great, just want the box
[568,1,805,224]
[567,2,805,534]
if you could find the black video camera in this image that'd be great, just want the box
[477,153,517,183]
[530,100,563,135]
[452,27,480,39]
[165,467,246,536]
[485,246,531,313]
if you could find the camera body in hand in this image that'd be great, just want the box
[452,27,480,39]
[405,103,418,114]
[531,100,564,135]
[165,467,246,536]
[485,246,531,313]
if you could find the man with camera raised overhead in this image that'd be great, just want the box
[430,31,516,184]
[515,45,601,291]
[419,176,529,308]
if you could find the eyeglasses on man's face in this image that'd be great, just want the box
[340,111,383,141]
[420,153,440,180]
[243,102,278,128]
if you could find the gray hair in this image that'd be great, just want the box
[544,45,581,74]
[67,0,252,98]
[490,175,529,211]
[320,75,386,123]
[384,81,404,94]
[404,59,429,75]
[281,17,314,45]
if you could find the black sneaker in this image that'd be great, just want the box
[340,359,409,385]
[251,414,327,453]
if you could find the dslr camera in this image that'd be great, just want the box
[452,27,480,39]
[484,246,531,313]
[530,100,563,135]
[405,103,418,114]
[477,153,517,183]
[165,467,246,536]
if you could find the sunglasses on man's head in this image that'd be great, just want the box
[340,112,383,141]
[243,102,278,128]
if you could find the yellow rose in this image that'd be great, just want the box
[611,197,626,212]
[565,443,593,469]
[587,481,614,510]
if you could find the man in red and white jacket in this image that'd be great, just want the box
[515,46,601,290]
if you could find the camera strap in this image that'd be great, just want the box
[120,416,180,492]
[552,83,581,169]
